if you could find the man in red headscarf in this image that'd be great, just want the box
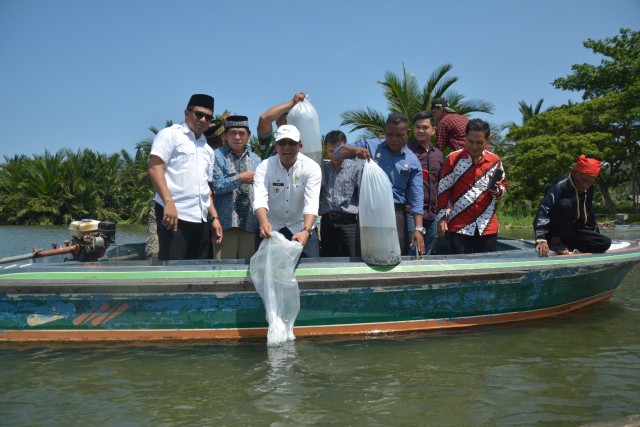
[533,155,611,256]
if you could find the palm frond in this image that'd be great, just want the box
[340,107,386,138]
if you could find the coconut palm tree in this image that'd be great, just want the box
[0,154,31,224]
[58,149,125,223]
[135,120,174,158]
[118,148,153,223]
[503,99,547,130]
[519,99,546,124]
[21,150,68,224]
[341,63,494,139]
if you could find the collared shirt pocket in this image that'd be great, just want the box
[173,144,195,170]
[198,149,213,182]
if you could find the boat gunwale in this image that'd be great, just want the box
[0,239,638,296]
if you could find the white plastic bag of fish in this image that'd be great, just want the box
[286,95,323,168]
[250,231,304,346]
[359,160,401,265]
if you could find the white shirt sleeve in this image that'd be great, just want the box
[149,127,175,164]
[253,159,269,213]
[303,158,322,217]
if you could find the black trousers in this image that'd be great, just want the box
[155,202,211,260]
[548,199,611,253]
[394,205,409,255]
[258,227,320,259]
[320,216,360,257]
[449,230,497,254]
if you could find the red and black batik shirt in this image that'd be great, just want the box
[436,149,507,236]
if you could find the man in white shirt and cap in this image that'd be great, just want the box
[253,124,322,258]
[148,93,223,260]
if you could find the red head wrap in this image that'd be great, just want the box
[575,155,601,177]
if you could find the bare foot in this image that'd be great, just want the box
[549,237,570,255]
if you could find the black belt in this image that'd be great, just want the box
[323,212,358,221]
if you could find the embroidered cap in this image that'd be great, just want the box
[575,155,602,177]
[225,115,250,131]
[275,124,301,143]
[204,120,224,140]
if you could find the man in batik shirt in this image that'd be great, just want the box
[436,119,507,254]
[211,115,262,259]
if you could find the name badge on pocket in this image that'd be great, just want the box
[272,182,284,193]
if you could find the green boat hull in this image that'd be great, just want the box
[0,239,638,342]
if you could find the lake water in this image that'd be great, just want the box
[0,225,639,426]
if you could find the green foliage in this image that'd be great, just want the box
[505,92,637,211]
[340,63,494,139]
[3,30,639,224]
[0,133,157,225]
[248,134,268,159]
[503,28,640,213]
[553,28,640,99]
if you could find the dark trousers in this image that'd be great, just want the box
[406,215,437,255]
[320,216,360,257]
[394,207,408,255]
[548,199,611,253]
[449,230,497,254]
[155,202,211,260]
[274,227,320,258]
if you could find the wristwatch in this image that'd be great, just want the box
[415,226,426,235]
[302,226,313,235]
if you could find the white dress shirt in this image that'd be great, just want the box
[150,123,214,223]
[253,152,322,234]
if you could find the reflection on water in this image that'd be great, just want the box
[0,226,639,426]
[0,273,639,427]
[254,343,302,421]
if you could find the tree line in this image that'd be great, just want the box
[0,148,151,225]
[0,28,637,226]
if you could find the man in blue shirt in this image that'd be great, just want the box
[335,113,426,255]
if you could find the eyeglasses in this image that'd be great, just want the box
[188,108,214,122]
[276,140,299,147]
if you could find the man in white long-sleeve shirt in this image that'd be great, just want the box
[253,124,322,258]
[148,94,223,260]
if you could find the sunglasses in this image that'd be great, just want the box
[188,108,214,122]
[276,140,300,147]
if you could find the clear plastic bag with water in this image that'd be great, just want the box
[286,96,323,167]
[249,231,304,346]
[359,160,401,265]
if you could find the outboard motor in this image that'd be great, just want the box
[68,219,116,261]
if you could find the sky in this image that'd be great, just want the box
[0,0,638,158]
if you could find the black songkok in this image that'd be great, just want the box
[187,94,214,111]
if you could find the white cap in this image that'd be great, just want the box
[275,124,301,143]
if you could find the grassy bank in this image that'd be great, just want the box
[498,210,640,230]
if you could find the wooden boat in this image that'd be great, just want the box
[0,236,639,343]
